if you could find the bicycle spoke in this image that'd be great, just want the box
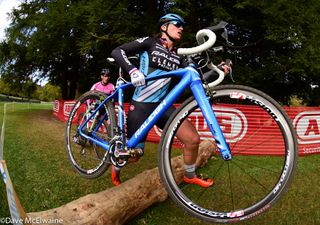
[66,91,116,179]
[230,159,273,191]
[227,162,235,211]
[159,85,297,223]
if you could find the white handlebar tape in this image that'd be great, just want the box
[177,29,216,55]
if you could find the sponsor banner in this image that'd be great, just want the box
[293,110,320,144]
[289,107,320,155]
[53,100,78,122]
[53,100,320,156]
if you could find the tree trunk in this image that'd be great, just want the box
[27,141,216,225]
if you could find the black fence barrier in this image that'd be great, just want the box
[0,94,40,103]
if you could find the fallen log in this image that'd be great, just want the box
[27,140,216,225]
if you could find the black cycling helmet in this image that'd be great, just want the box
[100,68,110,76]
[159,13,186,27]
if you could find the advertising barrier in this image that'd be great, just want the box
[53,100,320,156]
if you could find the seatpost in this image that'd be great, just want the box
[119,67,124,79]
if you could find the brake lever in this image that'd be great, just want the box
[225,59,235,82]
[217,59,235,82]
[211,46,224,52]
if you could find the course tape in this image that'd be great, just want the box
[0,103,14,160]
[0,160,29,225]
[0,104,6,160]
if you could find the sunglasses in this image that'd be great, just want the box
[101,74,110,77]
[170,21,184,29]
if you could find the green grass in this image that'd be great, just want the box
[0,102,319,225]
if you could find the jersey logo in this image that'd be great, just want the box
[136,37,149,43]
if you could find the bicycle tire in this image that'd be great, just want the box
[158,84,298,223]
[66,90,116,179]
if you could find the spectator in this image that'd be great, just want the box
[91,68,115,94]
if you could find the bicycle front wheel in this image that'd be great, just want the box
[158,84,298,223]
[66,91,116,179]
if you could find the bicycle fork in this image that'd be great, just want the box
[191,80,232,160]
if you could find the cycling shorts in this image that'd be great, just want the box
[127,100,176,146]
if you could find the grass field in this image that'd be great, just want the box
[0,102,319,225]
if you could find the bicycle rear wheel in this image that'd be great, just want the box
[66,91,116,179]
[158,84,297,223]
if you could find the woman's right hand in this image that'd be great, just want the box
[129,68,145,86]
[217,60,232,75]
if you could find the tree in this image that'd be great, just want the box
[0,0,319,104]
[35,83,61,101]
[227,0,320,105]
[171,0,320,105]
[0,0,164,100]
[0,79,10,95]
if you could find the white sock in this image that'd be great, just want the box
[184,164,196,178]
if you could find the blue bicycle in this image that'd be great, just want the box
[66,24,298,223]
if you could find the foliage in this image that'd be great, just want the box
[289,95,306,107]
[230,0,320,105]
[34,83,61,101]
[0,80,11,94]
[0,0,163,100]
[0,76,60,101]
[0,0,319,104]
[0,76,36,98]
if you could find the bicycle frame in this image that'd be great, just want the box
[78,65,232,160]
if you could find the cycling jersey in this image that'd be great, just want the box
[90,82,114,95]
[111,37,187,103]
[111,36,187,145]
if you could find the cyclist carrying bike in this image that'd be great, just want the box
[111,13,214,188]
[66,17,298,221]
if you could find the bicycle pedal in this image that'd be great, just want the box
[73,135,85,146]
[128,148,144,158]
[117,151,131,157]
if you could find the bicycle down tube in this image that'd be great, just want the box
[78,65,232,160]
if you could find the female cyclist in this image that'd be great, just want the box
[111,13,214,188]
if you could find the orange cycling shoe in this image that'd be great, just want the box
[183,175,214,188]
[111,165,121,186]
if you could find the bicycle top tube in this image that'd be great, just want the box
[110,66,200,99]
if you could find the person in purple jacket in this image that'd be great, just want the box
[91,68,115,95]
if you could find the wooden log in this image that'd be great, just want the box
[27,140,216,225]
